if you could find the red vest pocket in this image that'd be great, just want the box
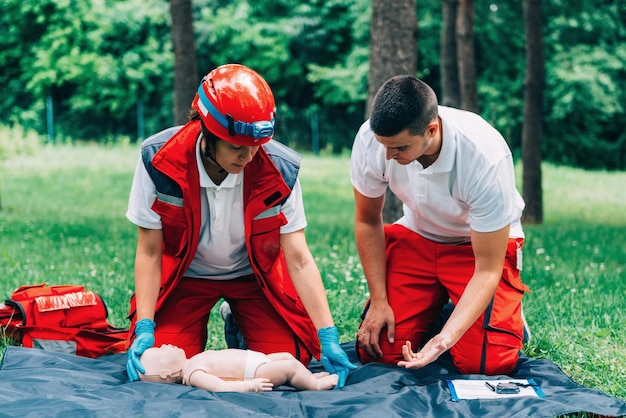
[153,200,188,257]
[249,213,286,273]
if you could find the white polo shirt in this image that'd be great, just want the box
[126,136,307,279]
[350,106,524,244]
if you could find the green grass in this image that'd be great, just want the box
[515,164,626,400]
[1,142,625,405]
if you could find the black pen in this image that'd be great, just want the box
[508,381,539,387]
[485,381,496,392]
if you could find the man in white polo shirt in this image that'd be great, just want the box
[350,75,530,375]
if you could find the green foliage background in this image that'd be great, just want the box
[1,0,625,168]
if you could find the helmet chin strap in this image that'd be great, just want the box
[203,136,226,174]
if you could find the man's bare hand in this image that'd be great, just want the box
[397,335,452,370]
[356,302,395,359]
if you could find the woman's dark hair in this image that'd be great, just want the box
[189,107,220,152]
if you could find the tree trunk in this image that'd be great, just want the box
[440,0,460,108]
[456,0,478,112]
[170,0,199,125]
[365,0,417,118]
[366,0,417,223]
[521,0,544,224]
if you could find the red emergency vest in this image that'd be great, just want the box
[127,121,320,359]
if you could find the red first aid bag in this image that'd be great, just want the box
[0,283,128,358]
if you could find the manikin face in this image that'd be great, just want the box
[214,139,260,174]
[374,120,441,165]
[142,344,187,376]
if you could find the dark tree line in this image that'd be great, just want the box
[1,0,625,174]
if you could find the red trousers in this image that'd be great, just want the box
[357,224,530,375]
[142,275,312,366]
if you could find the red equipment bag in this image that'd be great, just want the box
[0,283,128,358]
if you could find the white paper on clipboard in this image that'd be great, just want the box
[447,378,545,401]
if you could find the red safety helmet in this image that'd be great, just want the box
[192,64,276,146]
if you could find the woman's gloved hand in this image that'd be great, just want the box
[318,326,357,389]
[126,318,156,382]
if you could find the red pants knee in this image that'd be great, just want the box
[133,276,312,365]
[357,224,529,375]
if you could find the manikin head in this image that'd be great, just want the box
[139,344,187,384]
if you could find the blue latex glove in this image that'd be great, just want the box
[318,326,357,389]
[126,318,156,382]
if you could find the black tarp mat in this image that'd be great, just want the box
[1,344,625,418]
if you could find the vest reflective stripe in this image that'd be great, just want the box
[253,206,281,220]
[156,192,183,207]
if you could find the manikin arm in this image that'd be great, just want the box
[187,370,273,392]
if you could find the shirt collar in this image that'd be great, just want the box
[428,111,455,173]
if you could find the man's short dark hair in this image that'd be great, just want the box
[369,75,439,137]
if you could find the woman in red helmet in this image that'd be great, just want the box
[125,64,355,388]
